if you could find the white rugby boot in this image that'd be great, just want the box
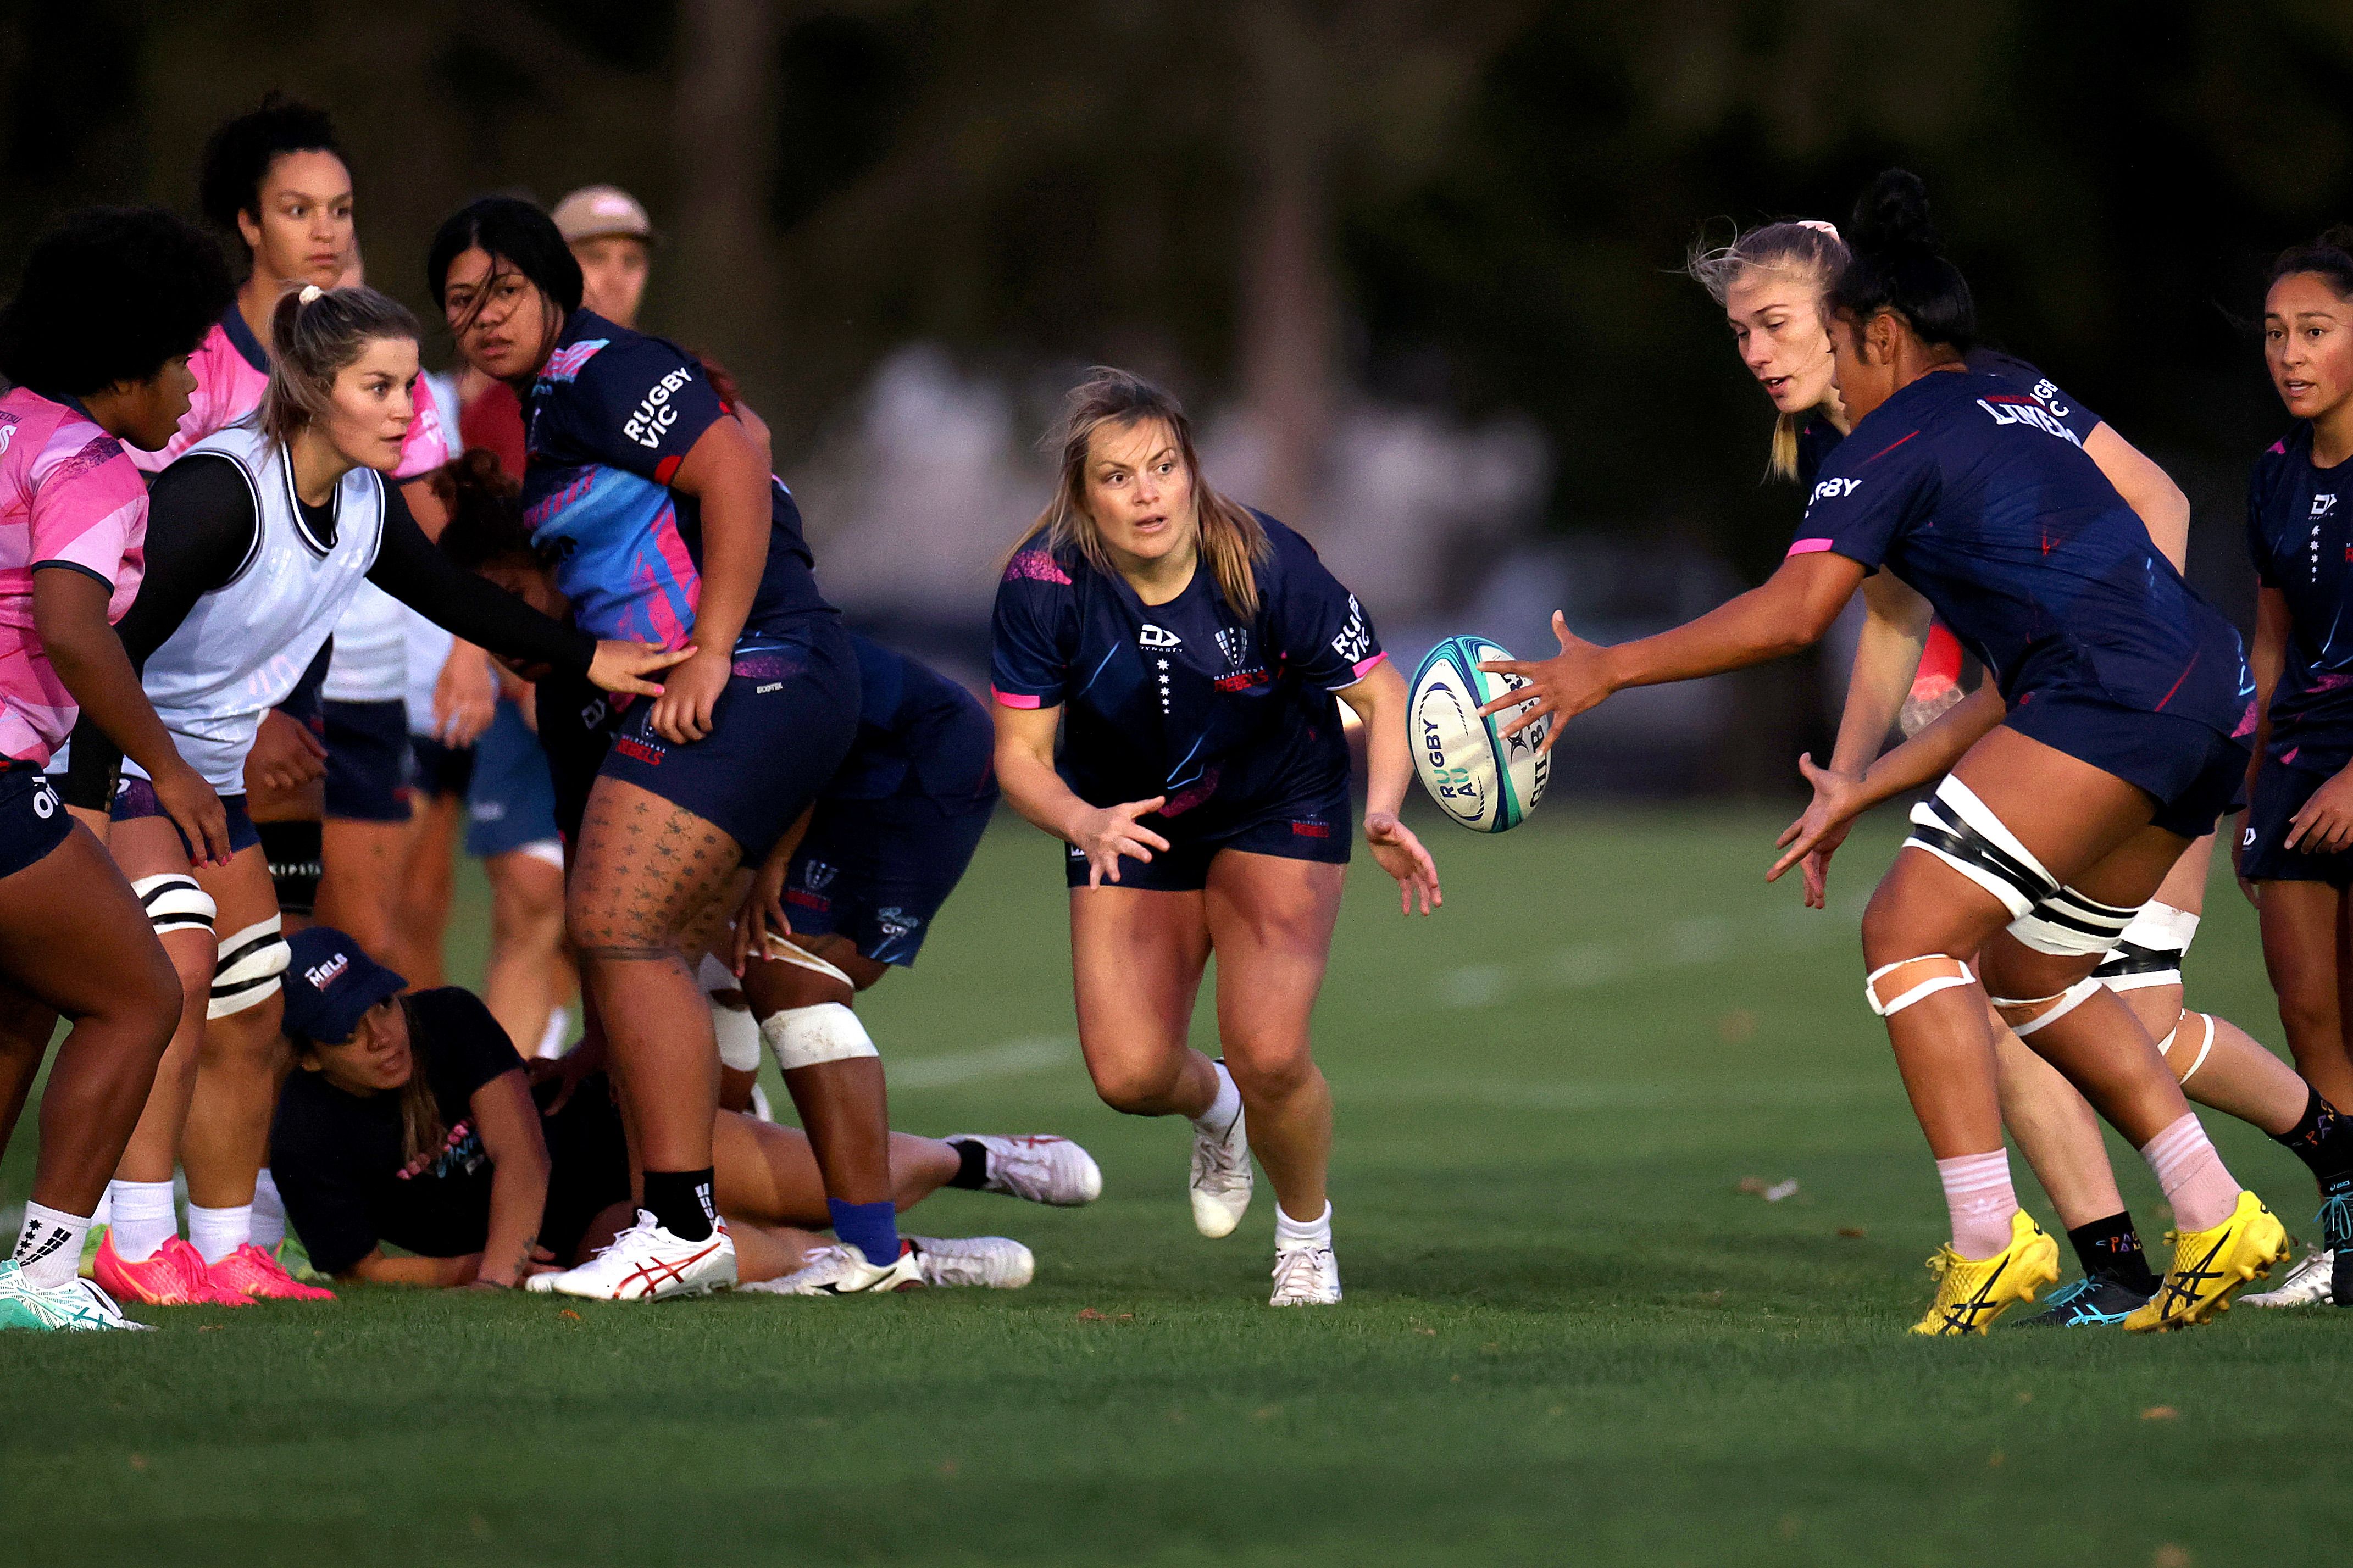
[1189,1061,1253,1238]
[0,1261,151,1331]
[910,1236,1035,1289]
[2242,1248,2334,1308]
[942,1134,1103,1206]
[742,1240,925,1295]
[1269,1244,1343,1306]
[524,1211,736,1301]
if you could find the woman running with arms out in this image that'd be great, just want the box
[1697,221,2353,1327]
[1498,171,2287,1334]
[991,369,1438,1305]
[0,209,234,1330]
[431,198,865,1301]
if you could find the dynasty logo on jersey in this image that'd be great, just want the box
[1139,624,1181,649]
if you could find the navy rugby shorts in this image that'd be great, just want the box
[324,699,413,824]
[0,761,74,881]
[2005,691,2246,842]
[1065,782,1353,893]
[109,776,264,861]
[594,616,862,863]
[409,733,475,799]
[465,700,561,859]
[786,734,997,968]
[2240,757,2353,886]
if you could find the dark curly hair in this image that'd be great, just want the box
[198,92,343,235]
[1825,169,1977,355]
[0,206,234,396]
[433,448,540,571]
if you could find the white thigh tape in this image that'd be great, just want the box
[711,994,762,1072]
[1864,957,1974,1019]
[208,915,288,1019]
[2119,902,2200,955]
[1904,776,2058,919]
[2093,902,2200,993]
[762,1001,878,1070]
[757,934,856,991]
[2010,886,2141,958]
[131,874,215,937]
[1996,975,2102,1038]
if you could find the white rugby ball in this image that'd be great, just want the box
[1409,635,1552,833]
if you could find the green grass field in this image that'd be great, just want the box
[3,805,2349,1567]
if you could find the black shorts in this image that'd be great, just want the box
[2005,692,2246,841]
[595,616,861,863]
[0,763,73,881]
[786,784,995,968]
[324,699,413,823]
[409,734,475,799]
[534,1071,634,1265]
[109,776,263,861]
[2241,759,2353,886]
[1063,783,1353,893]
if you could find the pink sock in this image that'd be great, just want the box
[1935,1150,2018,1260]
[2139,1114,2239,1231]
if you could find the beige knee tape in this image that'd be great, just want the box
[756,933,856,990]
[1864,956,1973,1018]
[2169,1011,2217,1087]
[762,1002,877,1071]
[208,916,288,1020]
[1990,975,2102,1038]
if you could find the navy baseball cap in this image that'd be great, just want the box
[281,926,407,1044]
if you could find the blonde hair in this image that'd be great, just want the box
[257,283,419,447]
[1020,367,1270,616]
[1685,220,1849,481]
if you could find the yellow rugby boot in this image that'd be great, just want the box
[1910,1210,2060,1336]
[2123,1191,2290,1333]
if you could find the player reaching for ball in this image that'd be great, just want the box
[990,368,1438,1306]
[1693,218,2353,1327]
[1494,170,2288,1335]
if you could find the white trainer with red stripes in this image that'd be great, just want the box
[524,1211,737,1301]
[942,1134,1103,1206]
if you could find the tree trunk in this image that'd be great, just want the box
[672,0,783,403]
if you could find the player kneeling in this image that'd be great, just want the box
[268,927,1090,1295]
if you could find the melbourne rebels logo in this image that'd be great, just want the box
[801,861,838,893]
[1139,624,1182,649]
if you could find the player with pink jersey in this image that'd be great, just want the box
[0,208,238,1331]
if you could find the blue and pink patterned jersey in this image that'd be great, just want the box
[2247,422,2353,770]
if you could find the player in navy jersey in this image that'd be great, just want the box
[1693,220,2340,1327]
[2234,230,2353,1308]
[991,369,1439,1307]
[1500,171,2289,1335]
[430,198,874,1300]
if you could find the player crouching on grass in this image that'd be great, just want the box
[268,926,1080,1293]
[1487,170,2289,1335]
[990,369,1440,1307]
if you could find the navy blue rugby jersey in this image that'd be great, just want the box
[1793,350,2098,490]
[1794,368,2250,736]
[2247,422,2353,768]
[520,308,832,649]
[826,632,996,807]
[990,516,1381,824]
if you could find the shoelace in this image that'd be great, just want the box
[2039,1276,2099,1309]
[1271,1249,1329,1296]
[2317,1185,2353,1247]
[585,1219,661,1265]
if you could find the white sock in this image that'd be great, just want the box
[1935,1149,2018,1260]
[1275,1200,1333,1254]
[107,1178,179,1263]
[12,1202,90,1290]
[90,1187,112,1227]
[2139,1113,2239,1231]
[1191,1060,1241,1138]
[188,1203,252,1265]
[251,1169,286,1251]
[536,1005,572,1060]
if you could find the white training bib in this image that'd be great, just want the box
[130,426,386,793]
[321,580,412,707]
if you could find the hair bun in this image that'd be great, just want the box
[1848,168,1943,258]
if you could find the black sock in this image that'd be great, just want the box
[947,1139,991,1191]
[2067,1212,2160,1296]
[2269,1085,2353,1188]
[642,1168,717,1242]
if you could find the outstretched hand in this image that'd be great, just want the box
[1365,810,1442,915]
[1476,611,1608,753]
[588,639,696,700]
[1768,753,1868,908]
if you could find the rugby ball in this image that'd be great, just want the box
[1409,636,1552,833]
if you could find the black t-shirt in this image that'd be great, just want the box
[268,988,525,1276]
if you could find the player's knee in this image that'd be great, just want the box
[115,940,185,1050]
[1090,1057,1185,1115]
[1220,1041,1315,1103]
[2272,984,2338,1040]
[1858,892,1941,971]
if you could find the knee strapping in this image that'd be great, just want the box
[1904,777,2058,918]
[1990,975,2102,1038]
[208,916,288,1019]
[1865,955,1974,1018]
[2092,902,2200,992]
[2167,1011,2217,1086]
[2010,886,2142,958]
[761,1001,878,1070]
[698,954,763,1073]
[756,933,856,991]
[132,874,215,938]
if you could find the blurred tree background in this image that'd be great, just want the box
[7,0,2350,789]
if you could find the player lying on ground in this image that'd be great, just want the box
[990,368,1439,1307]
[0,208,235,1332]
[1490,170,2289,1335]
[62,285,682,1311]
[269,926,1084,1294]
[1692,217,2353,1325]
